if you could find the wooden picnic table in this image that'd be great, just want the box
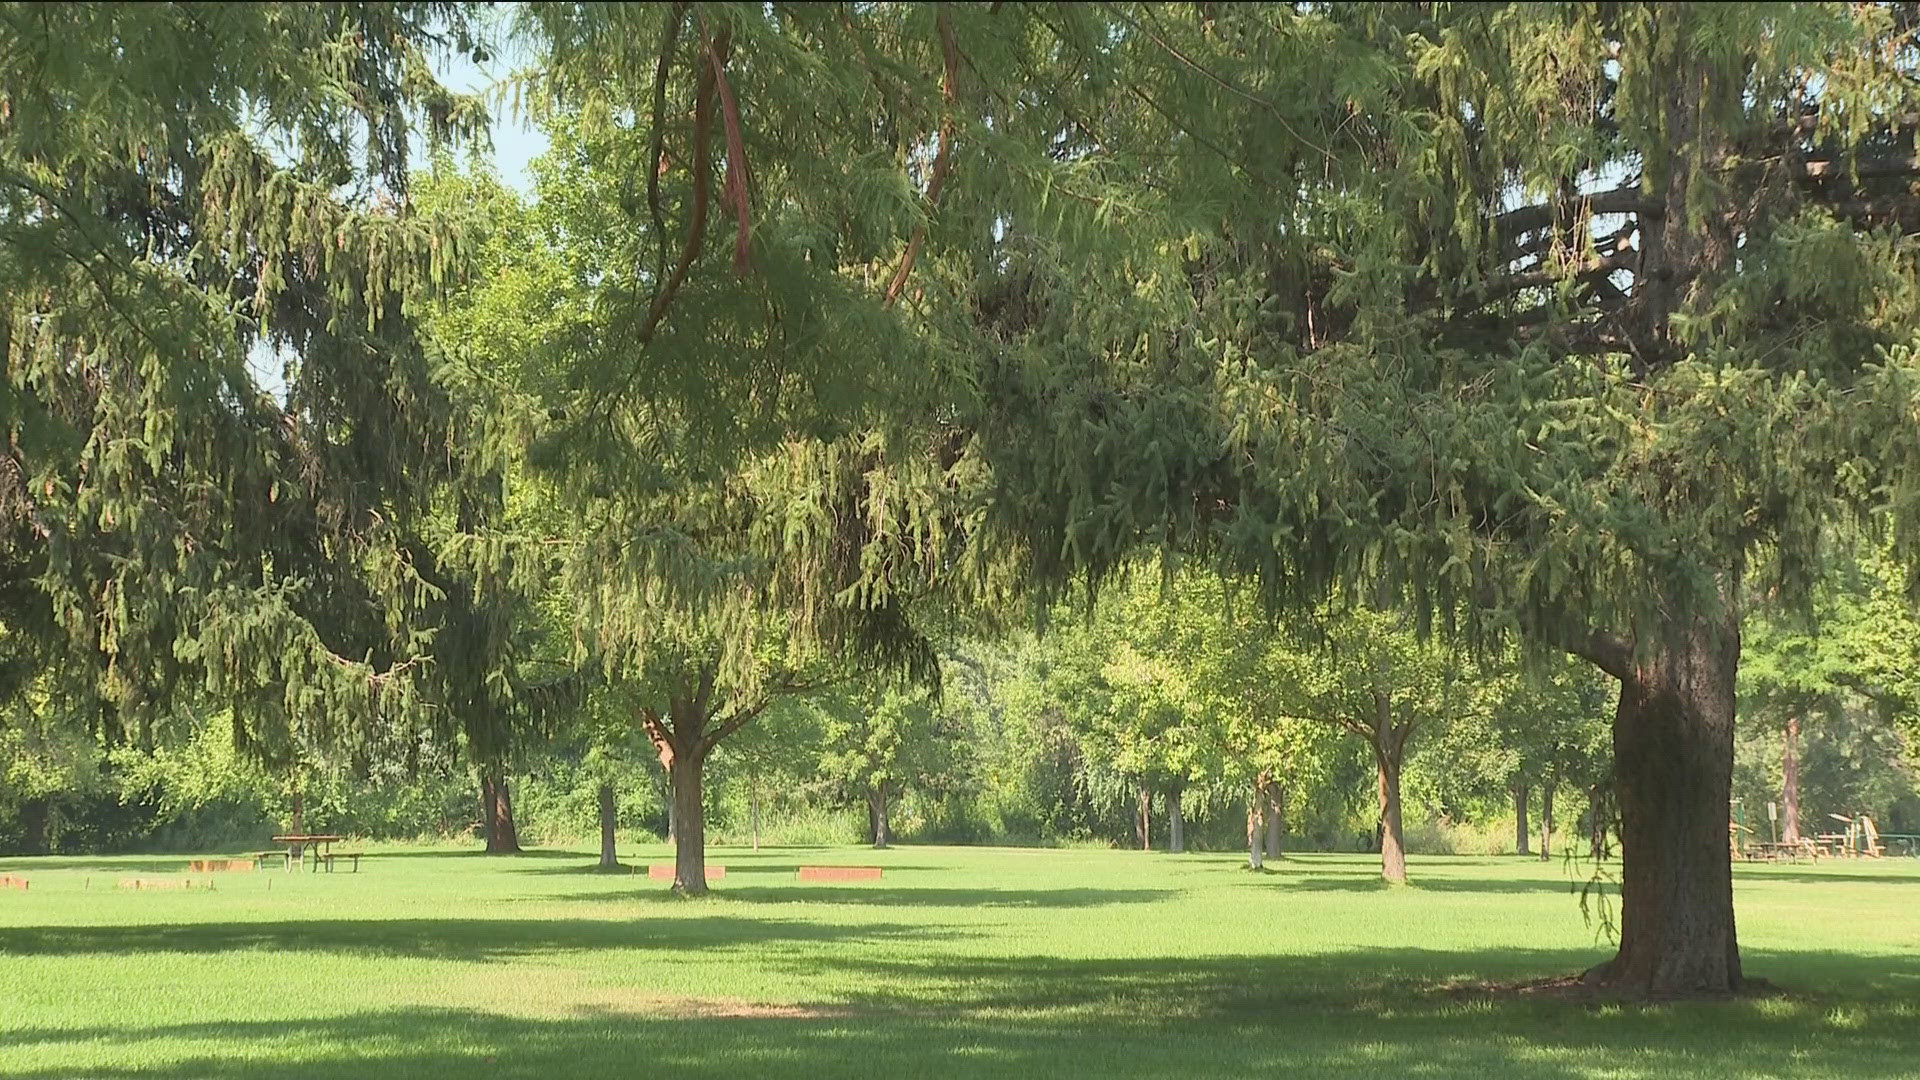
[1746,841,1811,863]
[270,834,344,871]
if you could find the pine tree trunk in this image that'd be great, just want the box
[482,771,522,854]
[1782,714,1801,845]
[598,782,620,868]
[1585,613,1743,995]
[669,748,708,894]
[1377,751,1408,884]
[1136,782,1152,851]
[1514,781,1531,855]
[292,787,305,836]
[1540,777,1556,861]
[1265,778,1285,859]
[872,786,891,849]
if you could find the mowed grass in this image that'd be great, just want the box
[1,845,1917,1078]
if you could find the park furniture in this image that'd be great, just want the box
[313,851,362,873]
[798,866,883,881]
[253,850,290,870]
[269,834,346,871]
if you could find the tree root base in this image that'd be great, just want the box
[1445,972,1783,1003]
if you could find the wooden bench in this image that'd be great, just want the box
[313,852,361,873]
[797,866,883,882]
[0,874,27,891]
[189,859,256,873]
[253,850,290,870]
[647,864,725,880]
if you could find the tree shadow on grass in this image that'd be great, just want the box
[542,885,1179,908]
[0,914,951,963]
[1236,870,1610,897]
[511,861,951,878]
[5,949,1917,1079]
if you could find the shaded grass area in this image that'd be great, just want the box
[1,846,1917,1078]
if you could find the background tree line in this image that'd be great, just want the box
[10,1,1920,995]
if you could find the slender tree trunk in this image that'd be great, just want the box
[663,764,678,847]
[1377,749,1408,884]
[482,771,522,854]
[1247,778,1265,870]
[751,781,760,851]
[1584,609,1743,995]
[292,787,305,835]
[1167,785,1186,854]
[1265,777,1285,859]
[1514,781,1531,855]
[1540,777,1556,861]
[669,748,708,895]
[1136,782,1152,851]
[871,786,891,849]
[1589,784,1610,860]
[598,783,620,868]
[19,797,50,854]
[1782,714,1801,845]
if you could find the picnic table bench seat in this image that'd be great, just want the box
[253,850,290,869]
[312,851,361,873]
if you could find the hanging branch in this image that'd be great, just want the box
[883,5,960,308]
[646,3,690,286]
[634,22,731,352]
[707,30,751,272]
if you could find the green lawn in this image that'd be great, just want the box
[1,844,1916,1078]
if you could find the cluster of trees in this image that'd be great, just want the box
[9,2,1920,997]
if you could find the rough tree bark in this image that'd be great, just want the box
[1514,781,1531,855]
[1782,714,1801,845]
[598,782,620,868]
[1167,784,1185,854]
[1264,775,1284,859]
[667,749,706,890]
[481,771,522,854]
[1578,607,1744,995]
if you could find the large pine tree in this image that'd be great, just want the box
[2,4,488,751]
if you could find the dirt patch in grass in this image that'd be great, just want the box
[569,995,856,1020]
[429,963,857,1020]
